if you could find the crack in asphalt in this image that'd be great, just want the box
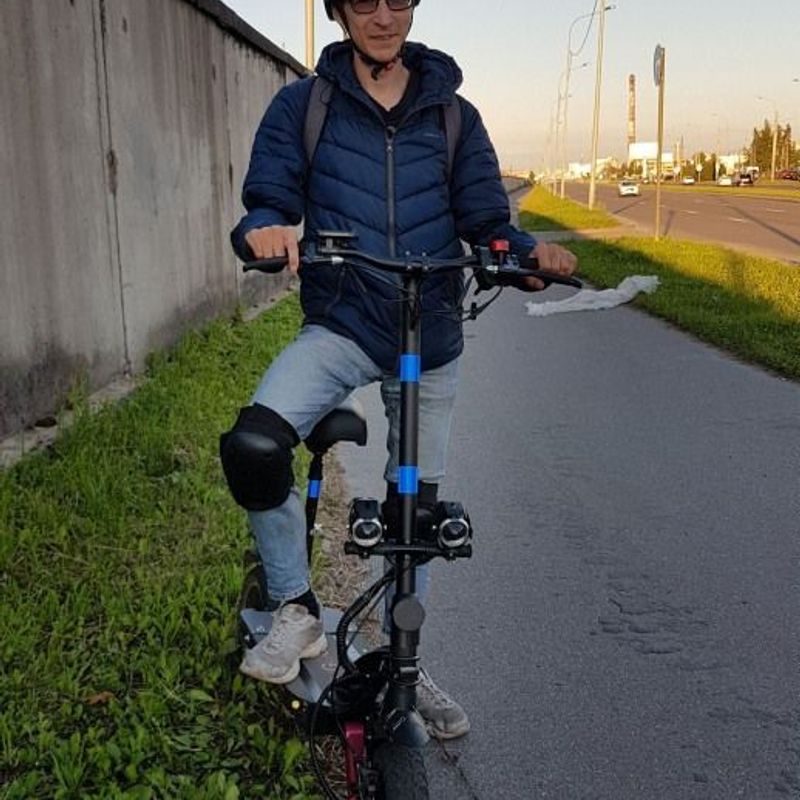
[431,739,483,800]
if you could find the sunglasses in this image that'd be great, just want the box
[348,0,414,14]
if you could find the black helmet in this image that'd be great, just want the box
[324,0,421,21]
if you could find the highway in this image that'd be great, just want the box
[563,182,800,264]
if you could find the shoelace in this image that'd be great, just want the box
[260,606,296,654]
[417,668,455,708]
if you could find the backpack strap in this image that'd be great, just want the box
[442,96,462,183]
[304,76,333,167]
[305,76,462,183]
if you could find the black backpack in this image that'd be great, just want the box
[302,76,462,182]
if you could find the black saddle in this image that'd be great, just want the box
[304,397,368,455]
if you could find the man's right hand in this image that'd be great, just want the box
[244,226,300,274]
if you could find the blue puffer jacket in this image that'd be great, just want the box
[231,41,536,372]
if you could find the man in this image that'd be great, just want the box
[222,0,577,740]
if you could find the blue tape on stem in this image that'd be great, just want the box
[398,466,419,495]
[400,355,421,383]
[308,479,321,499]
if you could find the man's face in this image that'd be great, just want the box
[336,0,413,63]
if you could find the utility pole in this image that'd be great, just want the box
[771,109,779,181]
[305,0,315,71]
[560,53,572,199]
[587,2,607,209]
[757,96,780,181]
[653,45,666,241]
[554,84,565,192]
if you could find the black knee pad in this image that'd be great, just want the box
[219,405,300,511]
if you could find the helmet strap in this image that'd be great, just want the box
[337,6,412,81]
[362,48,402,80]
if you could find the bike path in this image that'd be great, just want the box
[337,285,800,798]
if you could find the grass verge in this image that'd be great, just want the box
[567,237,800,381]
[518,185,620,231]
[0,294,324,799]
[653,182,800,202]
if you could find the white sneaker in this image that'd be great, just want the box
[416,667,470,739]
[240,604,327,684]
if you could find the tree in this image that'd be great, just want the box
[691,151,717,182]
[744,119,795,173]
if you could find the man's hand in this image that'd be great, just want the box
[521,242,578,291]
[244,226,300,274]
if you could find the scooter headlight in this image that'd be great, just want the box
[348,498,383,549]
[434,501,471,549]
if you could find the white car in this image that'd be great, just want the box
[717,175,733,186]
[618,180,641,197]
[681,176,696,185]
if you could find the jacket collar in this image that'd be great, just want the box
[316,41,463,114]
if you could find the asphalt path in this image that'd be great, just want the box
[563,183,800,265]
[337,285,800,798]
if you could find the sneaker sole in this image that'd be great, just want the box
[425,718,471,740]
[239,632,328,686]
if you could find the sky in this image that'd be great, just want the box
[224,0,800,171]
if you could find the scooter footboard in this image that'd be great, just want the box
[239,606,366,704]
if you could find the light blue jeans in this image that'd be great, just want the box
[248,324,460,605]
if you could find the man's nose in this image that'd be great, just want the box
[373,0,395,23]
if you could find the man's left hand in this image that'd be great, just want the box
[521,242,578,291]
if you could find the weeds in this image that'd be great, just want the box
[0,294,322,799]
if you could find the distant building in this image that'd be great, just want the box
[567,156,620,179]
[719,153,746,175]
[628,142,674,178]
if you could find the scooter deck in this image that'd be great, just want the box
[239,607,367,704]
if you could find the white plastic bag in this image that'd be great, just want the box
[525,275,659,317]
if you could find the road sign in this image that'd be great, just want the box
[653,45,665,87]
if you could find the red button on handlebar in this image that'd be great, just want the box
[490,239,510,253]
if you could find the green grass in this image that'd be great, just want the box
[518,185,620,231]
[654,182,800,201]
[567,237,800,381]
[0,295,323,799]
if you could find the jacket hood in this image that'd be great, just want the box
[316,40,463,108]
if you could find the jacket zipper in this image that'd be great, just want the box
[385,125,397,257]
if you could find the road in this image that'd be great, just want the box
[563,182,800,264]
[338,286,800,798]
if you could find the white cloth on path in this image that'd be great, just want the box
[525,275,659,317]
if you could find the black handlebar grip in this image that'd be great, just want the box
[242,256,289,273]
[519,255,582,289]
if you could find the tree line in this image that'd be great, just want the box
[745,119,797,173]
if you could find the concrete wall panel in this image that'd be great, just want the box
[0,0,125,434]
[1,0,305,440]
[103,0,237,368]
[223,38,296,306]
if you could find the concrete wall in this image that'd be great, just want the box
[0,0,303,438]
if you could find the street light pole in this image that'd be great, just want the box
[560,60,588,198]
[757,96,780,181]
[305,0,315,71]
[554,80,565,191]
[587,2,608,210]
[771,108,779,180]
[558,9,599,200]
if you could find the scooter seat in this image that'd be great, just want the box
[304,396,367,455]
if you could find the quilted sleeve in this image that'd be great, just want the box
[230,80,313,261]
